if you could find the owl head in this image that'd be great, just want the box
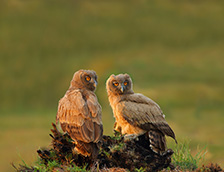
[70,69,98,91]
[106,73,133,95]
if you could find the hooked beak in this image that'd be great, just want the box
[120,85,124,93]
[93,80,97,88]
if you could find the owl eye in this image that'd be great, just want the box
[124,81,128,86]
[85,76,91,82]
[113,82,119,87]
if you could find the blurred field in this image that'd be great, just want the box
[1,0,224,171]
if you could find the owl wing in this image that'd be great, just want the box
[56,89,103,144]
[118,93,176,142]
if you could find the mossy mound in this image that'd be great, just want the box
[14,123,174,171]
[14,123,224,172]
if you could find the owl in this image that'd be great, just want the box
[106,73,177,154]
[56,69,103,159]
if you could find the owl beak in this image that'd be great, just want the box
[93,80,97,88]
[120,85,124,93]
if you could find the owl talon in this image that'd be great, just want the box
[124,134,139,142]
[162,149,174,157]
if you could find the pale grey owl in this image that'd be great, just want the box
[56,69,103,159]
[106,73,177,154]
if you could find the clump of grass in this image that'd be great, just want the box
[22,158,89,172]
[172,140,207,170]
[34,159,60,172]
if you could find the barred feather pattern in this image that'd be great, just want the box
[148,130,166,155]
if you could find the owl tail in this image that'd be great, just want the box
[74,141,99,159]
[148,130,166,155]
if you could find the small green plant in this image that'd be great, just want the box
[134,167,146,172]
[110,142,125,152]
[32,158,89,172]
[112,130,124,141]
[65,164,89,172]
[32,159,59,171]
[172,140,207,170]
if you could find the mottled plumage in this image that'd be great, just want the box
[56,69,103,159]
[106,74,177,154]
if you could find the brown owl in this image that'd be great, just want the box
[56,69,103,159]
[106,73,177,154]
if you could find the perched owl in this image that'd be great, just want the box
[106,74,177,154]
[56,69,103,159]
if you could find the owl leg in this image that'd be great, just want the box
[73,145,90,157]
[148,130,166,155]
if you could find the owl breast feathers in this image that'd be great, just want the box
[56,70,103,159]
[106,74,177,154]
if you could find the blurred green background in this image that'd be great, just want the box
[1,0,224,171]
